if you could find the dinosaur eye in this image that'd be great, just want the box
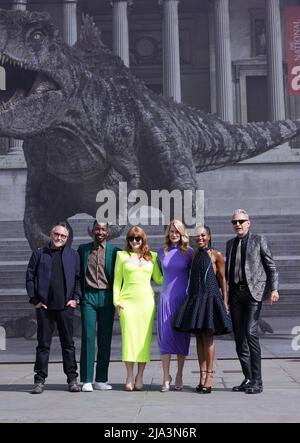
[31,31,45,42]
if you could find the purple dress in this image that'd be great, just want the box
[157,245,193,355]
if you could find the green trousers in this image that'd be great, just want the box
[80,289,115,383]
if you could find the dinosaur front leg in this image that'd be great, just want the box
[95,163,141,238]
[24,168,77,249]
[143,131,200,231]
[160,183,199,232]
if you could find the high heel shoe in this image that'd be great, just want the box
[196,370,207,393]
[161,375,172,392]
[202,370,214,394]
[134,375,144,391]
[175,373,183,391]
[125,380,134,391]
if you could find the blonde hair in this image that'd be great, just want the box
[163,220,190,254]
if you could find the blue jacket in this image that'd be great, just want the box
[26,246,82,306]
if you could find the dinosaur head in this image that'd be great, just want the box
[0,9,77,138]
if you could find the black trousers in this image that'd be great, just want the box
[34,308,78,384]
[229,286,262,383]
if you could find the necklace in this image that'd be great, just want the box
[126,254,149,267]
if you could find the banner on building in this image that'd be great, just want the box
[286,6,300,96]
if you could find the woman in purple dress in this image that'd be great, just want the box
[157,220,193,392]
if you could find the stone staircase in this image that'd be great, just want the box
[0,215,299,327]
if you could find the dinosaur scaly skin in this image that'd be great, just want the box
[0,9,298,248]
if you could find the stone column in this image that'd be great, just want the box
[159,0,181,103]
[9,0,27,159]
[63,0,78,46]
[208,1,217,114]
[265,0,285,121]
[12,0,26,10]
[111,0,131,67]
[0,67,5,91]
[214,0,233,122]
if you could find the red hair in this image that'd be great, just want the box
[126,226,152,261]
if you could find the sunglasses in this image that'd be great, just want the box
[231,220,248,225]
[53,232,68,240]
[128,236,142,242]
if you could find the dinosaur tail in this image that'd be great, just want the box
[191,114,299,173]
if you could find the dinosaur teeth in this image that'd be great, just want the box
[0,53,25,68]
[0,53,35,71]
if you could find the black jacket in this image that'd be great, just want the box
[26,246,82,305]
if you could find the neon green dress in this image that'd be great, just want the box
[113,250,163,362]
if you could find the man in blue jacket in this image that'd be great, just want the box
[26,221,82,394]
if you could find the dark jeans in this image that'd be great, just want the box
[229,286,262,384]
[34,308,78,384]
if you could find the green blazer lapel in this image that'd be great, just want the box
[83,242,93,275]
[104,242,113,286]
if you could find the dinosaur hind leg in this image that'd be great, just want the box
[24,171,78,249]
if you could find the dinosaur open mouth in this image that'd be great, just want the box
[0,52,60,112]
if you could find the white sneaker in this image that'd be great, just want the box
[82,382,93,392]
[94,381,112,390]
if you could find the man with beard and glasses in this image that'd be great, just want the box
[26,222,81,394]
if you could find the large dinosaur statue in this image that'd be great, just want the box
[0,9,298,248]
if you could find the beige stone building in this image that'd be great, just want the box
[0,0,300,219]
[0,0,299,326]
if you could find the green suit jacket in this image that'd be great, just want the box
[78,241,120,306]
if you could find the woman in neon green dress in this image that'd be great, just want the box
[113,226,163,391]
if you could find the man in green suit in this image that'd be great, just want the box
[78,221,119,392]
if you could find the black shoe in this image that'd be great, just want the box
[202,386,212,394]
[68,380,81,392]
[31,383,44,394]
[201,370,214,394]
[196,384,203,393]
[232,379,252,392]
[196,370,207,393]
[245,383,263,394]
